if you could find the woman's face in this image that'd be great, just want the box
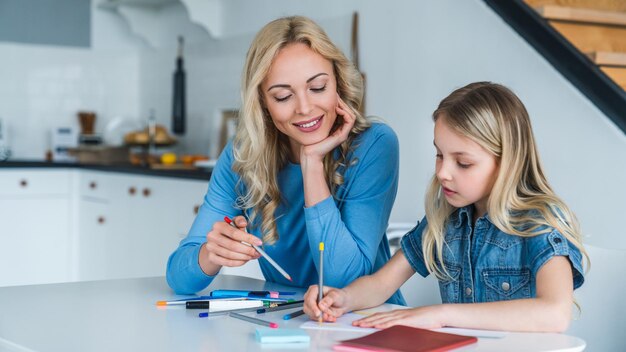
[261,43,339,159]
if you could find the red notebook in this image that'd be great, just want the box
[333,325,477,352]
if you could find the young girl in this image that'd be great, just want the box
[303,82,587,332]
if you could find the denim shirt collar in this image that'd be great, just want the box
[451,206,492,228]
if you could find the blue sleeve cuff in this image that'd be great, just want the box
[531,230,585,290]
[166,244,216,294]
[303,195,336,222]
[189,244,216,280]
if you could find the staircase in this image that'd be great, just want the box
[484,0,626,134]
[528,0,626,91]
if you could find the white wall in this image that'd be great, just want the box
[1,0,625,252]
[206,0,626,251]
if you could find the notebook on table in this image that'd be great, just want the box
[333,325,478,352]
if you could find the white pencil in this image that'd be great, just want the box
[224,216,293,282]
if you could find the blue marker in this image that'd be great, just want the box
[210,290,295,298]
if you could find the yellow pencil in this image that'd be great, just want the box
[318,242,324,324]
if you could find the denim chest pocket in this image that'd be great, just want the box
[438,264,461,304]
[482,268,531,302]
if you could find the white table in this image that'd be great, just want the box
[0,275,585,351]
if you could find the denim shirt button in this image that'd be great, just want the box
[554,237,562,244]
[501,282,511,291]
[465,287,472,296]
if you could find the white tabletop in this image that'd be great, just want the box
[0,275,585,352]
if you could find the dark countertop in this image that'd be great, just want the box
[0,160,212,181]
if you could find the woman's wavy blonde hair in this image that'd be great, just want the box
[233,16,370,244]
[422,82,588,279]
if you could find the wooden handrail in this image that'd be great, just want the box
[588,51,626,66]
[537,5,626,27]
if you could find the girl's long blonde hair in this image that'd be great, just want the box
[234,16,370,244]
[422,82,588,279]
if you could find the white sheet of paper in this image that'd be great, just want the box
[299,312,379,333]
[299,310,508,339]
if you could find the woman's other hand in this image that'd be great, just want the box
[300,96,356,162]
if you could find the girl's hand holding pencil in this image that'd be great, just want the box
[303,285,351,322]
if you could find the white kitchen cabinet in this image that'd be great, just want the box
[0,169,74,287]
[77,171,208,281]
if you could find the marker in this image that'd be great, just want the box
[198,305,266,318]
[224,216,293,282]
[318,242,324,324]
[186,301,212,309]
[210,289,295,298]
[229,312,278,328]
[257,300,304,314]
[282,309,306,320]
[156,296,245,306]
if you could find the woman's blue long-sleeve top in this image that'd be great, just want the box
[166,122,404,304]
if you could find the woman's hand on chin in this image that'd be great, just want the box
[300,96,356,163]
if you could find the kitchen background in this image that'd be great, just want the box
[1,0,625,248]
[2,1,625,348]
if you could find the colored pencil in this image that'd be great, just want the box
[283,309,306,320]
[257,300,304,314]
[229,312,278,328]
[318,242,324,324]
[224,216,293,282]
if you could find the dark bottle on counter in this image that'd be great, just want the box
[172,36,186,135]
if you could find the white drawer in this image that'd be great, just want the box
[78,170,113,200]
[0,169,71,197]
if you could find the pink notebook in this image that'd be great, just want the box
[333,325,477,352]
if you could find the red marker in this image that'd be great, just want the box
[224,216,293,282]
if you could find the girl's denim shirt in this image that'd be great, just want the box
[400,206,584,304]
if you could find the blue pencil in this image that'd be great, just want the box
[283,309,306,320]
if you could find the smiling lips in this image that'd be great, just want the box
[294,115,323,131]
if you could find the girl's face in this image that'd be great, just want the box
[434,117,499,218]
[261,43,339,160]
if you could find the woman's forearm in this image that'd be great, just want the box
[301,155,330,207]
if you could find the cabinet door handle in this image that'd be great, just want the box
[128,187,136,195]
[89,181,97,190]
[19,179,28,188]
[97,216,106,224]
[142,188,151,197]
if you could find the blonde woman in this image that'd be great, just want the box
[303,82,587,332]
[166,16,404,304]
